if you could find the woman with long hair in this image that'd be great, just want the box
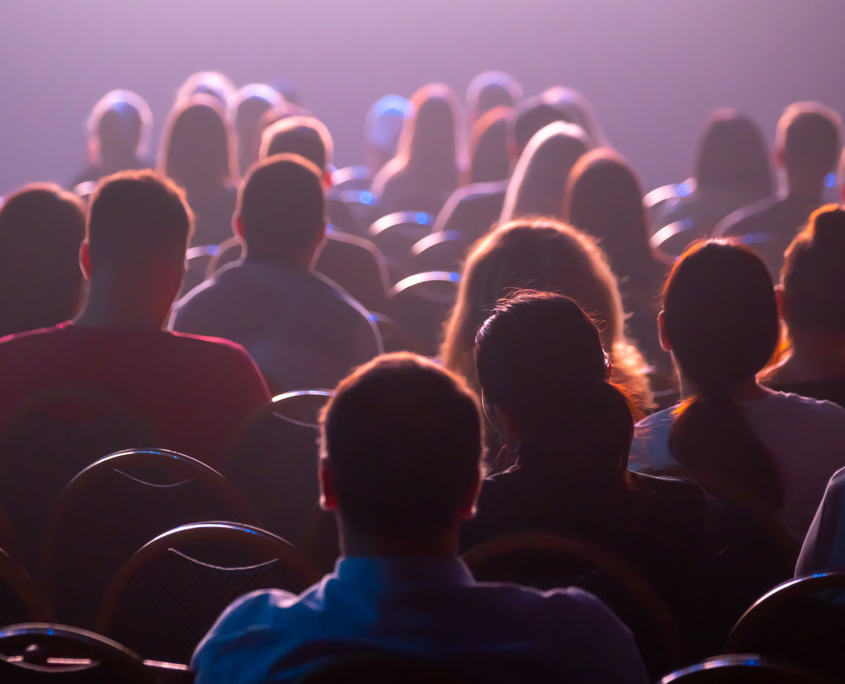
[160,95,239,246]
[464,106,511,186]
[630,239,845,540]
[563,149,668,372]
[371,83,466,216]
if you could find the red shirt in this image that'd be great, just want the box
[0,322,270,467]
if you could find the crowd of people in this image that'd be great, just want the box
[2,68,845,682]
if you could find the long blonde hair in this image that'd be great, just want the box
[440,218,653,410]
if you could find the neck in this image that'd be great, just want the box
[338,518,460,558]
[74,285,168,330]
[675,362,770,402]
[777,331,845,383]
[785,172,825,204]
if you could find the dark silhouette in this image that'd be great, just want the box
[465,106,511,185]
[766,205,845,407]
[172,155,382,393]
[0,184,86,337]
[192,353,648,684]
[715,102,842,277]
[563,149,669,372]
[234,84,284,177]
[72,90,154,188]
[651,110,774,257]
[160,95,239,246]
[371,84,466,216]
[465,71,522,124]
[364,95,412,182]
[541,87,608,148]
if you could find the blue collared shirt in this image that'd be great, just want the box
[192,556,647,684]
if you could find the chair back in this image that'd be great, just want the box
[463,531,683,679]
[371,314,430,355]
[204,236,243,279]
[331,166,370,191]
[0,548,52,626]
[384,272,460,356]
[96,522,322,665]
[0,389,156,573]
[368,212,433,274]
[182,244,217,296]
[297,653,472,684]
[726,572,845,682]
[659,654,832,684]
[409,231,468,275]
[0,623,155,684]
[43,449,260,628]
[220,391,332,546]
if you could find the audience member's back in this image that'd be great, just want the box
[0,171,269,466]
[172,155,382,394]
[193,354,647,684]
[0,184,86,337]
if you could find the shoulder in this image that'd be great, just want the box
[755,391,845,424]
[164,329,263,372]
[713,196,779,237]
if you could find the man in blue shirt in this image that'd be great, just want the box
[192,353,648,684]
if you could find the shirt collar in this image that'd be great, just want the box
[333,556,476,591]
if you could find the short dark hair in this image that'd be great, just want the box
[87,170,192,269]
[259,116,333,171]
[777,102,842,172]
[238,154,325,261]
[320,353,483,540]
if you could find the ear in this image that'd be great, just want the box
[233,212,245,239]
[774,285,786,321]
[323,169,334,190]
[657,310,672,352]
[507,139,519,168]
[458,467,483,521]
[318,458,337,511]
[775,147,785,169]
[79,240,92,280]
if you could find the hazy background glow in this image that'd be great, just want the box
[1,0,844,195]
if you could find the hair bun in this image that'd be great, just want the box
[812,205,845,252]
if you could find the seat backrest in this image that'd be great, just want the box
[182,244,217,296]
[204,236,243,279]
[409,231,469,275]
[370,314,430,355]
[384,272,460,356]
[368,212,433,271]
[330,165,370,191]
[0,548,52,626]
[43,449,260,628]
[659,654,832,684]
[0,623,155,684]
[219,392,332,547]
[463,531,684,679]
[0,389,157,573]
[726,572,845,682]
[96,522,322,664]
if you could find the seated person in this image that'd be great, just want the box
[172,155,383,394]
[630,240,845,541]
[72,90,155,189]
[465,71,522,124]
[463,291,704,605]
[261,117,389,311]
[0,171,269,466]
[363,94,412,184]
[765,205,845,408]
[0,184,86,337]
[193,353,647,684]
[796,466,845,575]
[433,95,575,243]
[714,102,842,278]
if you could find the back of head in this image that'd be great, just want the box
[259,116,333,171]
[0,184,86,336]
[476,291,634,476]
[563,149,655,283]
[466,71,523,122]
[782,204,845,335]
[776,102,842,174]
[510,97,570,157]
[237,154,325,263]
[366,94,413,161]
[160,95,236,191]
[501,121,592,222]
[467,106,511,184]
[664,241,783,507]
[396,83,465,177]
[542,87,607,147]
[234,84,283,137]
[175,71,236,111]
[87,170,193,273]
[87,90,152,165]
[320,353,482,540]
[694,110,773,197]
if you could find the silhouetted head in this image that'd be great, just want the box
[542,87,607,147]
[83,170,193,319]
[397,84,465,176]
[781,204,845,336]
[259,116,333,175]
[234,84,285,175]
[235,154,325,267]
[662,240,782,506]
[501,121,592,222]
[775,102,842,183]
[441,218,650,408]
[87,90,152,167]
[466,106,511,185]
[466,71,522,123]
[0,184,86,336]
[319,353,482,543]
[175,71,236,111]
[694,110,773,198]
[160,95,237,192]
[564,149,659,286]
[476,291,635,477]
[365,95,413,175]
[509,96,570,159]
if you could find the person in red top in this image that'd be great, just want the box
[0,170,270,467]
